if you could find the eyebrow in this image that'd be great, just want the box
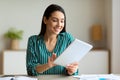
[51,17,65,20]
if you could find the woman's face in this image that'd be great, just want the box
[44,11,65,35]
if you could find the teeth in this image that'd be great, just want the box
[55,27,60,31]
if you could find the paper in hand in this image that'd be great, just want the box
[54,39,93,67]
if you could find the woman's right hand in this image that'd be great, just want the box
[36,53,57,73]
[48,53,57,68]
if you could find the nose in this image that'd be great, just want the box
[57,21,62,27]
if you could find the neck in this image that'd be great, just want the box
[44,33,57,43]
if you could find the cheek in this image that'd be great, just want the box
[46,22,54,28]
[62,22,65,27]
[49,22,57,27]
[61,24,64,28]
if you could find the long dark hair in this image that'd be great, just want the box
[38,4,66,36]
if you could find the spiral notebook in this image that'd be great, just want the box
[54,39,93,67]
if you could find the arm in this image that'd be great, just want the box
[26,36,39,76]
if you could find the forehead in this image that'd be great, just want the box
[50,11,65,19]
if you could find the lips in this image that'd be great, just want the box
[54,27,61,32]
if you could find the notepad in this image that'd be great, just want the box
[0,76,37,80]
[54,39,93,67]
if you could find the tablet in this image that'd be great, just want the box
[54,39,93,67]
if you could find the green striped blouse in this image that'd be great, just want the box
[26,32,78,76]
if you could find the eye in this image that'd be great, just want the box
[61,20,64,23]
[51,18,58,22]
[52,19,57,22]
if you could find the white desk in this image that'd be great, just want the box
[0,75,77,80]
[0,74,120,80]
[37,74,120,80]
[37,75,77,80]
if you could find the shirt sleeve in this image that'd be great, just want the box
[66,32,74,39]
[72,69,79,75]
[26,36,39,76]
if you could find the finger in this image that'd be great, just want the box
[48,56,53,61]
[67,67,77,73]
[50,57,53,61]
[66,65,78,72]
[48,57,53,62]
[67,69,75,75]
[67,64,74,68]
[66,66,74,71]
[52,53,56,60]
[48,57,50,63]
[66,65,74,70]
[68,70,73,75]
[71,62,79,66]
[74,63,79,66]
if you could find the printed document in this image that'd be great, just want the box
[54,39,93,67]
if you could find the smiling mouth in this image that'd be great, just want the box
[54,27,61,32]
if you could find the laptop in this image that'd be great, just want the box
[54,39,93,67]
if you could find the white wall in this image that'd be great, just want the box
[111,0,120,73]
[0,0,106,51]
[105,0,120,73]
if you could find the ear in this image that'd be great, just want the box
[43,17,47,24]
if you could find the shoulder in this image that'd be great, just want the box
[28,35,44,44]
[59,32,74,40]
[59,32,72,37]
[28,35,38,41]
[28,35,42,44]
[59,32,75,43]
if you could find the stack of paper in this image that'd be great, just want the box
[73,74,120,80]
[0,76,37,80]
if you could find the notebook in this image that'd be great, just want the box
[54,39,93,67]
[0,76,37,80]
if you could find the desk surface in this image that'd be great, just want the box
[37,74,120,80]
[0,75,77,80]
[37,75,77,80]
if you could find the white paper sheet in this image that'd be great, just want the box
[73,74,120,80]
[0,77,14,80]
[0,76,37,80]
[54,39,93,67]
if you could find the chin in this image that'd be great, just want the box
[53,30,61,34]
[53,32,60,35]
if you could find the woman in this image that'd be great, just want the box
[26,4,79,76]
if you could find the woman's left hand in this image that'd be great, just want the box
[66,62,79,75]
